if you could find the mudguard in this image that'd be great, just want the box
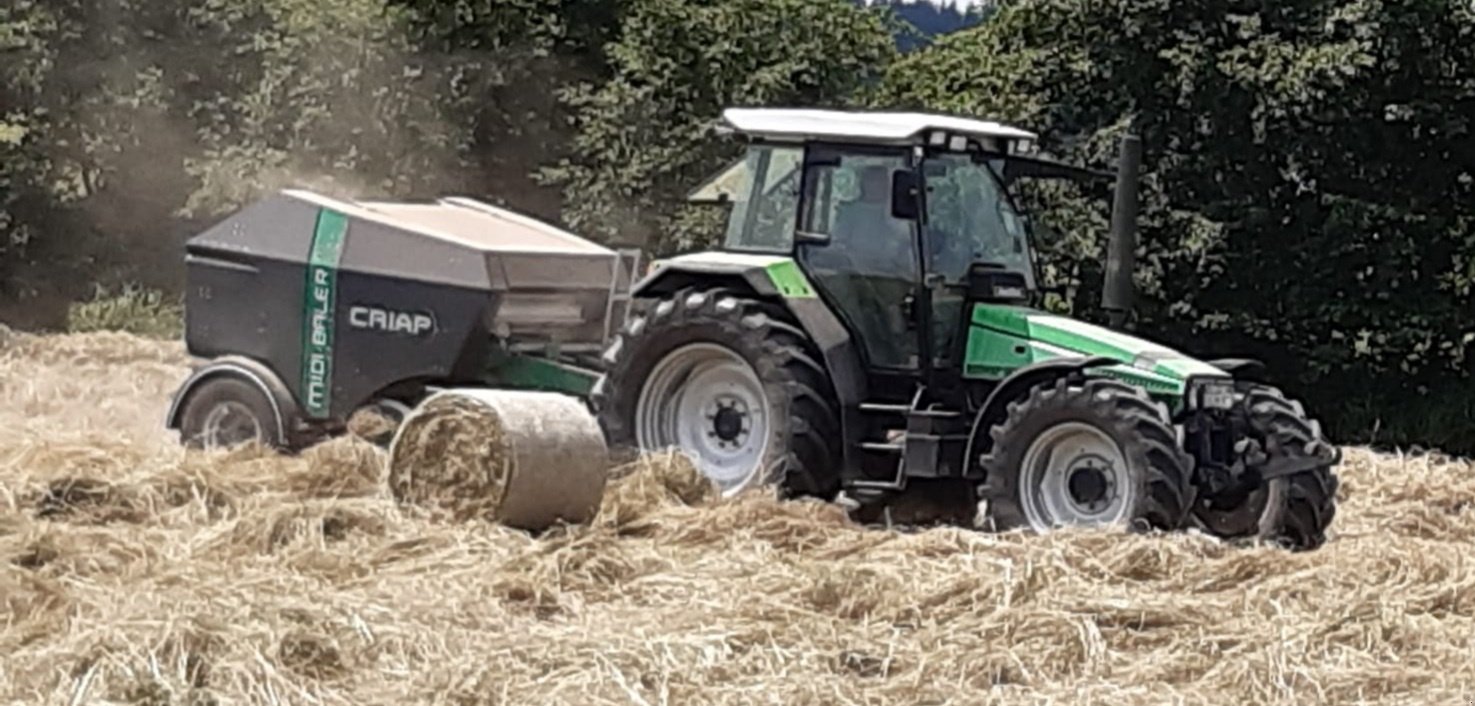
[165,355,302,442]
[962,355,1119,472]
[634,251,816,300]
[1208,358,1267,378]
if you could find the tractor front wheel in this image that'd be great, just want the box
[1190,385,1339,551]
[594,288,842,500]
[978,377,1193,533]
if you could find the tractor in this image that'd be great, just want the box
[164,107,1340,550]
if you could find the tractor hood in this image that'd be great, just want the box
[971,304,1228,396]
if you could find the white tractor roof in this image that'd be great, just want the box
[719,107,1037,147]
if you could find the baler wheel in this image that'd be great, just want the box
[177,376,286,451]
[350,398,414,448]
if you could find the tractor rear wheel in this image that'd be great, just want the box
[593,287,842,499]
[1190,385,1339,551]
[978,377,1193,533]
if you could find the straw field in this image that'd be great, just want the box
[2,328,1474,705]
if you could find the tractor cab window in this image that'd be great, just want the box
[704,145,803,253]
[922,154,1034,287]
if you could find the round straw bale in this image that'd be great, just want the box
[386,389,609,531]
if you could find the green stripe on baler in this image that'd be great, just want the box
[301,209,348,418]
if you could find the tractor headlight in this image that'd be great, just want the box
[1191,378,1236,411]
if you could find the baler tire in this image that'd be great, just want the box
[978,376,1193,534]
[593,287,842,500]
[1191,385,1339,551]
[177,376,287,451]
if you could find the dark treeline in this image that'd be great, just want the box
[2,0,1473,453]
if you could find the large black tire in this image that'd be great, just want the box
[177,376,288,451]
[1191,385,1339,551]
[592,287,842,499]
[978,377,1194,533]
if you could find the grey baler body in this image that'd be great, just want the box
[182,189,628,421]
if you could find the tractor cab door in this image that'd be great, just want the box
[795,145,923,383]
[918,153,1036,370]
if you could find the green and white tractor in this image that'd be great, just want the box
[591,108,1339,550]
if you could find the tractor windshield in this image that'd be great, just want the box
[921,153,1034,287]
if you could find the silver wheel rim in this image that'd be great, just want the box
[201,401,265,449]
[635,343,770,496]
[1019,421,1134,529]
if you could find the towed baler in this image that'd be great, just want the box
[165,189,639,453]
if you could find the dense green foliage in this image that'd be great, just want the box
[2,0,1474,452]
[881,0,1475,450]
[543,0,895,252]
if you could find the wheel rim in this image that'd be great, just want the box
[1018,421,1134,529]
[200,400,265,449]
[635,343,770,495]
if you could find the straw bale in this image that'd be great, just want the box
[387,394,512,523]
[387,390,608,531]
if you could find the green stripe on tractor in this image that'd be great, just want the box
[765,259,816,298]
[301,209,348,418]
[965,303,1225,396]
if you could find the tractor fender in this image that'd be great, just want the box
[633,252,796,300]
[962,356,1119,470]
[629,253,864,404]
[1207,358,1266,378]
[165,355,300,442]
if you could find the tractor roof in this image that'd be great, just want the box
[719,107,1037,150]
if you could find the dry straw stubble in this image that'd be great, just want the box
[3,330,1475,704]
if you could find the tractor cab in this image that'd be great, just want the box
[686,108,1105,399]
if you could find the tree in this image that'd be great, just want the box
[387,0,628,221]
[542,0,898,254]
[0,1,63,322]
[0,0,546,323]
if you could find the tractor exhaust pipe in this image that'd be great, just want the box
[1103,130,1142,330]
